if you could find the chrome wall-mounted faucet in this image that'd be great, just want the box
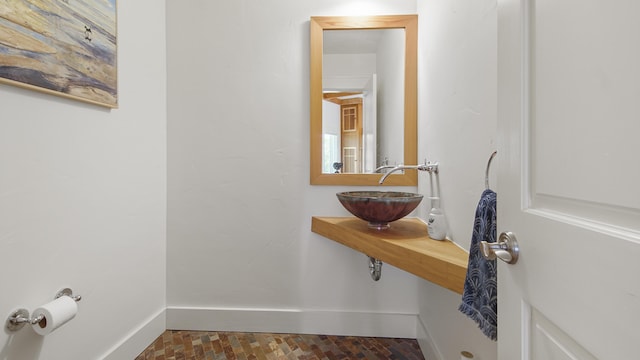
[373,164,397,173]
[376,161,439,184]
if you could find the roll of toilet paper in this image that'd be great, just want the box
[31,296,78,336]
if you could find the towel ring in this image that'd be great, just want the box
[485,151,497,190]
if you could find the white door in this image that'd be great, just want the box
[497,0,640,359]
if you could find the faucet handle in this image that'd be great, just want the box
[417,161,439,174]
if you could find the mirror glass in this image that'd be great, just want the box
[310,15,418,186]
[322,29,404,174]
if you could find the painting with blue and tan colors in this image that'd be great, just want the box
[0,0,117,107]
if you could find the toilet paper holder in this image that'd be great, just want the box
[5,288,81,332]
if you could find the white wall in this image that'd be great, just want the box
[324,53,376,86]
[322,100,341,137]
[0,1,167,359]
[417,0,499,359]
[377,29,405,166]
[166,0,420,337]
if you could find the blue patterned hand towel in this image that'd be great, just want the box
[459,189,498,341]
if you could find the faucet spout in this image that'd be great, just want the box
[377,162,439,184]
[378,165,415,184]
[373,164,397,173]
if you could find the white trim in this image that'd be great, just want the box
[416,315,444,360]
[100,308,166,360]
[526,202,640,244]
[166,306,418,339]
[521,0,532,212]
[521,300,532,360]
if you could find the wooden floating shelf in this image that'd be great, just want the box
[311,216,469,294]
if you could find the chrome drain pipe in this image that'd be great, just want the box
[368,256,383,281]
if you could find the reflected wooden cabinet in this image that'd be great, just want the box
[340,103,362,173]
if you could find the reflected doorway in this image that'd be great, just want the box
[323,92,363,173]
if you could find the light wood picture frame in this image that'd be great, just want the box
[0,0,117,108]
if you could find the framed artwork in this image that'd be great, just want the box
[0,0,117,108]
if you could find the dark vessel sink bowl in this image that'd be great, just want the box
[336,191,424,230]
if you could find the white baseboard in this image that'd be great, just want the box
[97,307,424,359]
[166,306,418,339]
[100,308,166,360]
[416,315,444,360]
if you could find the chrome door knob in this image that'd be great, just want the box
[480,231,519,264]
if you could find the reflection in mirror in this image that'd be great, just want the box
[322,29,405,174]
[310,15,418,186]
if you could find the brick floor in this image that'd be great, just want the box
[135,330,425,360]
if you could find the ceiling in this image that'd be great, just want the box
[323,29,386,54]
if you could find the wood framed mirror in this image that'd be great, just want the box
[310,15,418,186]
